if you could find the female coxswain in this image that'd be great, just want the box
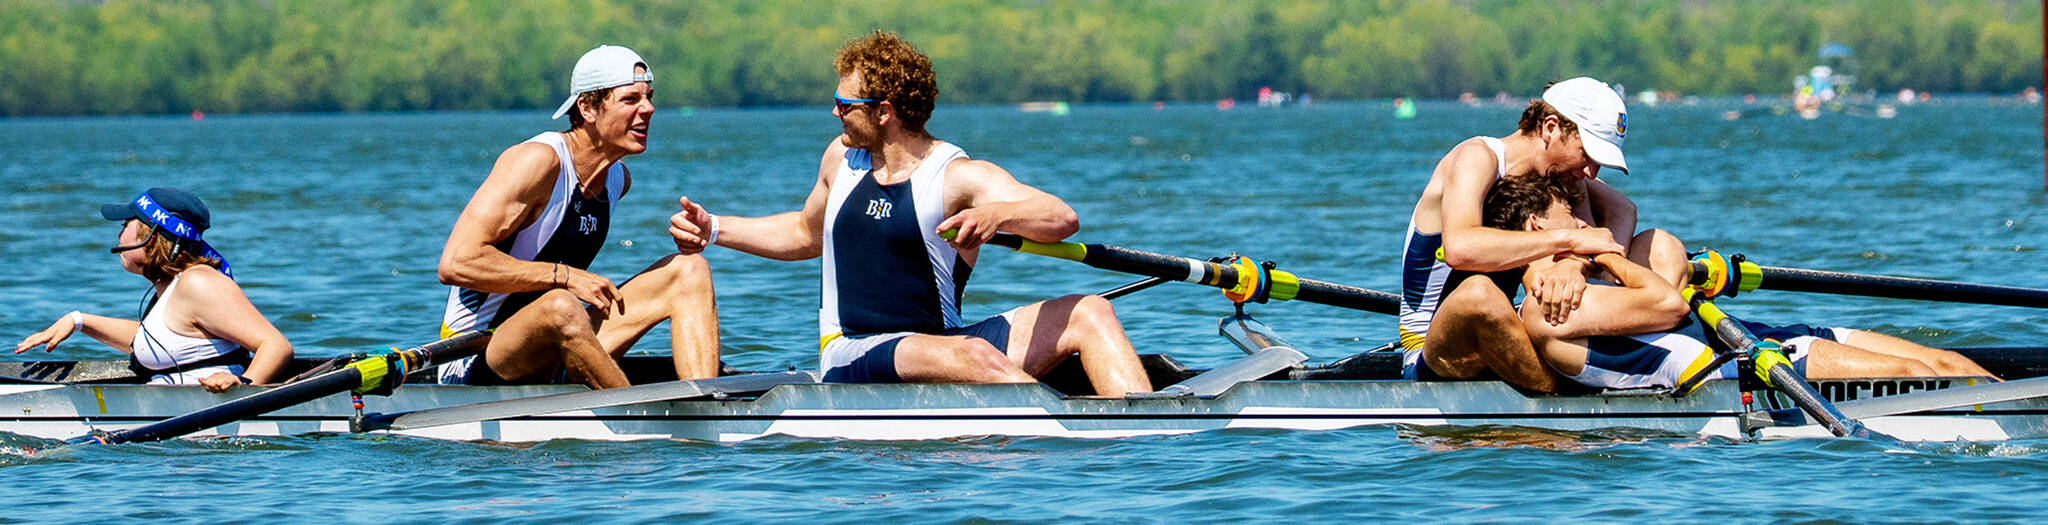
[14,187,293,393]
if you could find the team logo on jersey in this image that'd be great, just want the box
[865,198,893,220]
[579,214,599,234]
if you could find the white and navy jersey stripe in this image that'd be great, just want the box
[1399,136,1508,354]
[1566,312,1836,390]
[1571,315,1727,389]
[442,131,624,336]
[819,142,970,338]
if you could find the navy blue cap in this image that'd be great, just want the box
[102,187,211,233]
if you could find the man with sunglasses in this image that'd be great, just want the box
[668,31,1153,396]
[435,45,721,389]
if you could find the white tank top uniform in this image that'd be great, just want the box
[438,131,625,384]
[132,275,247,385]
[816,142,1016,382]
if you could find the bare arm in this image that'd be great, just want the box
[936,157,1080,249]
[1521,252,1689,341]
[1579,178,1637,249]
[438,142,621,311]
[1438,142,1621,272]
[682,138,842,261]
[14,312,140,355]
[438,143,569,293]
[177,267,293,385]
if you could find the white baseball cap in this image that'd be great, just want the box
[551,45,654,120]
[1541,77,1628,173]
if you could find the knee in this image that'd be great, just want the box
[1442,278,1515,325]
[533,290,596,338]
[1069,294,1120,328]
[647,254,714,295]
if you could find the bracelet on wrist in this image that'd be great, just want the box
[705,214,721,247]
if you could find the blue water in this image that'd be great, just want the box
[3,97,2046,521]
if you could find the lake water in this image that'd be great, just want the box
[2,97,2045,521]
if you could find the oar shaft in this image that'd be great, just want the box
[1755,265,2048,308]
[81,370,364,444]
[987,234,1399,314]
[1693,296,1865,437]
[75,331,489,444]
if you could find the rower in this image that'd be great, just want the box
[435,44,719,389]
[14,187,294,393]
[1397,77,1689,392]
[668,31,1153,396]
[1481,175,1998,389]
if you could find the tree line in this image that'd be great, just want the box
[0,0,2038,117]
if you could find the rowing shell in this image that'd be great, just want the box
[2,358,2043,443]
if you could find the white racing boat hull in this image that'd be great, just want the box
[3,377,2042,443]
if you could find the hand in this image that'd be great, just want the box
[200,372,241,393]
[1528,255,1590,326]
[936,206,1004,250]
[667,196,716,254]
[1563,227,1624,256]
[14,316,76,354]
[561,267,622,315]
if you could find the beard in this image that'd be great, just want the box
[839,113,884,150]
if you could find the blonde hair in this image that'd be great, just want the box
[135,223,222,283]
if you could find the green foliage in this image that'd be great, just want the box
[0,0,2039,116]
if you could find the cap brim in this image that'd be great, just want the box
[101,203,138,221]
[1578,129,1628,174]
[550,95,578,120]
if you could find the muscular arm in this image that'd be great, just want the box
[1437,142,1618,272]
[179,267,293,384]
[437,143,567,294]
[704,138,841,261]
[1521,252,1689,341]
[937,158,1079,246]
[1579,178,1637,249]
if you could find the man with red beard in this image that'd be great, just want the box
[436,45,720,388]
[669,31,1153,396]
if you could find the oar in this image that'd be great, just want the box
[72,331,490,444]
[961,232,1400,315]
[1686,289,1870,438]
[1689,250,2048,308]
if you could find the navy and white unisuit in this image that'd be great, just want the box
[816,142,1015,381]
[1400,136,1513,378]
[438,131,623,384]
[1567,313,1840,390]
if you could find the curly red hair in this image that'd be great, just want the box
[834,30,938,135]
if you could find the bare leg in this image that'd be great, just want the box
[1423,274,1559,392]
[891,334,1036,384]
[483,289,629,389]
[595,253,722,380]
[1628,228,1689,289]
[1836,329,1998,379]
[1003,294,1153,397]
[1802,339,1937,379]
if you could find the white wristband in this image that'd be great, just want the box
[705,213,721,247]
[69,311,84,332]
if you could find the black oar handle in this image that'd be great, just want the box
[1757,265,2048,308]
[983,233,1399,315]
